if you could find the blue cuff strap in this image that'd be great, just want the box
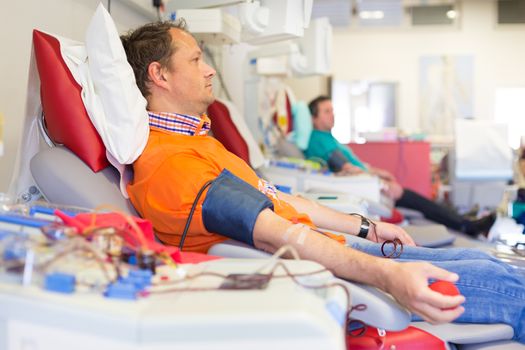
[327,150,348,172]
[202,169,274,247]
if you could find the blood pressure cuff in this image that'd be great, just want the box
[202,169,274,246]
[327,150,348,172]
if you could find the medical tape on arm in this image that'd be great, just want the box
[283,223,311,245]
[283,223,302,241]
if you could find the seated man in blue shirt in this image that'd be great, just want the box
[305,95,495,237]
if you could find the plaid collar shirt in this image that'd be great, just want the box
[148,111,211,136]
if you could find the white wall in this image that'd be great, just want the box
[331,0,525,134]
[284,75,329,103]
[0,0,150,192]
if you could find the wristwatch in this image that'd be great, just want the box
[357,216,371,239]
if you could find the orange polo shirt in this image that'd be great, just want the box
[127,128,316,253]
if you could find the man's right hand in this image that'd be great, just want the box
[383,261,465,324]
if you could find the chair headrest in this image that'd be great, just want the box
[207,99,265,168]
[33,3,150,171]
[33,29,109,172]
[290,101,313,151]
[207,100,250,164]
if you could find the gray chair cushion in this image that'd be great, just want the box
[397,207,425,220]
[404,224,457,248]
[274,139,306,159]
[459,340,525,349]
[30,146,137,216]
[412,322,514,344]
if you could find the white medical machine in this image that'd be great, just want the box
[0,258,347,350]
[451,119,514,211]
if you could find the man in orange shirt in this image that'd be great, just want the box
[121,21,525,340]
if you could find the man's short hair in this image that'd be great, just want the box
[121,20,188,97]
[308,95,331,118]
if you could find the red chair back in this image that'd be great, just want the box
[207,100,251,164]
[33,30,108,171]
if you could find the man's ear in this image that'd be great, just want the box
[147,61,169,89]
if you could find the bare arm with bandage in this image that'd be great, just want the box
[197,170,461,325]
[252,209,464,325]
[277,191,415,246]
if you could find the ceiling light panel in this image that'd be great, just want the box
[312,0,352,27]
[356,0,403,27]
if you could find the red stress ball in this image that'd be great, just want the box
[429,280,461,310]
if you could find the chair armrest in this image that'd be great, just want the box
[411,322,514,344]
[208,240,272,259]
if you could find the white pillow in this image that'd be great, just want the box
[84,3,149,165]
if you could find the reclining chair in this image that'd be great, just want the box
[21,11,521,350]
[31,146,521,349]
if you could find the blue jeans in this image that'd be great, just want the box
[346,236,525,343]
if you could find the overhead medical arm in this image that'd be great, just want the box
[167,0,244,9]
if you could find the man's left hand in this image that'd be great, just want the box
[381,179,404,201]
[372,168,395,181]
[368,221,416,246]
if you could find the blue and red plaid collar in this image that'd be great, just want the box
[148,111,211,136]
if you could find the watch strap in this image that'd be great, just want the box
[357,216,370,239]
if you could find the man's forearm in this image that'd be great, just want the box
[253,209,393,289]
[278,192,363,234]
[252,209,464,325]
[278,191,415,246]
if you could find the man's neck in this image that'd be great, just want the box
[147,97,204,118]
